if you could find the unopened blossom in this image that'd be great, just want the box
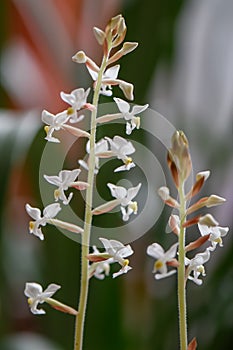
[198,223,229,251]
[60,88,93,123]
[185,249,210,285]
[114,97,148,134]
[25,203,61,240]
[88,238,134,278]
[44,169,88,205]
[24,282,61,314]
[147,242,179,279]
[42,110,70,143]
[105,135,136,172]
[107,183,141,221]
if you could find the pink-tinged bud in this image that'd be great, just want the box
[119,81,134,100]
[168,215,180,235]
[46,298,78,316]
[122,42,138,55]
[198,214,219,226]
[63,125,90,138]
[187,338,197,350]
[185,234,210,252]
[158,187,180,208]
[196,170,210,182]
[72,51,87,63]
[71,181,89,190]
[169,131,192,184]
[48,219,84,234]
[182,215,201,228]
[93,27,106,45]
[167,151,179,188]
[92,199,121,215]
[86,253,110,262]
[206,195,226,207]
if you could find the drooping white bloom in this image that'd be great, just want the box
[25,203,61,240]
[88,238,134,279]
[42,110,70,143]
[198,223,229,251]
[147,242,179,279]
[107,183,141,221]
[24,282,61,314]
[114,97,148,135]
[185,249,211,285]
[105,136,135,172]
[44,169,86,205]
[60,88,91,123]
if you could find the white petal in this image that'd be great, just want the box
[147,243,165,259]
[131,103,148,115]
[43,203,61,218]
[24,282,43,298]
[155,269,177,280]
[25,204,41,220]
[42,283,61,298]
[113,97,130,113]
[164,242,179,260]
[104,65,120,79]
[107,183,127,199]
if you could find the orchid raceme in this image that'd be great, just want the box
[148,130,229,350]
[87,238,134,278]
[147,242,179,279]
[44,169,88,205]
[25,203,61,240]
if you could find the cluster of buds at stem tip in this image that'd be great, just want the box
[167,130,192,187]
[72,15,137,101]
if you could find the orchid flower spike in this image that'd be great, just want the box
[25,203,61,240]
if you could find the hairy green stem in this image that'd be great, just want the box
[74,54,108,350]
[178,182,188,350]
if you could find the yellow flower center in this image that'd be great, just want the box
[67,107,75,115]
[29,221,35,231]
[44,125,49,134]
[154,260,163,271]
[124,157,132,165]
[123,259,129,267]
[129,201,138,214]
[54,189,61,200]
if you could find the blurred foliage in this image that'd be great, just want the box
[0,1,232,350]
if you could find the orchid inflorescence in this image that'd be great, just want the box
[147,130,229,349]
[24,14,148,350]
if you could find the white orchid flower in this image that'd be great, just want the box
[114,97,148,134]
[44,169,88,205]
[42,110,90,143]
[198,223,229,251]
[147,242,179,279]
[60,88,93,123]
[24,282,61,314]
[105,136,136,172]
[25,203,61,240]
[88,238,134,279]
[185,249,211,285]
[107,183,141,221]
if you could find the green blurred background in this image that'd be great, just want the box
[0,0,232,349]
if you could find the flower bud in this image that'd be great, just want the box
[206,195,226,207]
[119,81,134,100]
[93,27,106,45]
[72,51,87,63]
[198,214,219,227]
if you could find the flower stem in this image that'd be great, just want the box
[177,182,188,350]
[73,54,108,350]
